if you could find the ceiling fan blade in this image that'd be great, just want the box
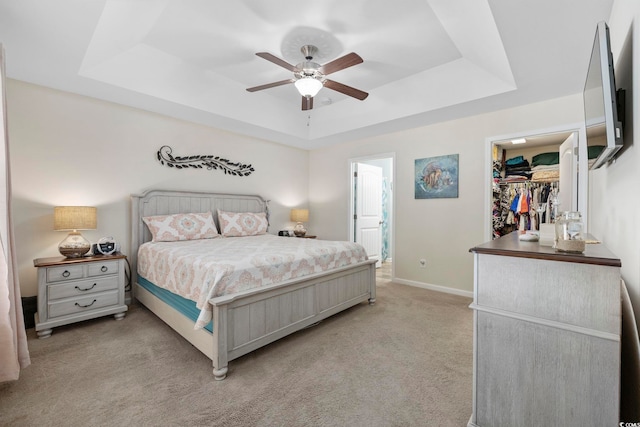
[246,79,294,92]
[302,96,314,111]
[319,52,363,75]
[255,52,296,72]
[324,79,369,101]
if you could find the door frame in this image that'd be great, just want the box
[348,153,396,268]
[484,122,588,242]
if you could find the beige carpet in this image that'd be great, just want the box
[0,265,473,426]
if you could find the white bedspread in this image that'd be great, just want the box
[137,234,369,329]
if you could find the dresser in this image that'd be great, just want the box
[34,253,128,338]
[468,232,621,426]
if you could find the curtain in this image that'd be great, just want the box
[0,43,30,382]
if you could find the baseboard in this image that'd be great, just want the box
[393,278,473,298]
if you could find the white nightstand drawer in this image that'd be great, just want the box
[87,260,119,277]
[47,265,84,283]
[48,276,119,300]
[48,290,119,318]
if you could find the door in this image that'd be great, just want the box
[559,132,578,211]
[355,163,383,267]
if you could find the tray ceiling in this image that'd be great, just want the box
[0,0,613,149]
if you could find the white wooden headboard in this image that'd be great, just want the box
[130,189,268,286]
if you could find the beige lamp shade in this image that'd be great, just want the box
[54,206,97,231]
[290,209,309,223]
[54,206,96,258]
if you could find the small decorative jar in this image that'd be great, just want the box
[555,211,585,253]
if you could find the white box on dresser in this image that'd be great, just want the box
[468,232,621,427]
[34,253,128,338]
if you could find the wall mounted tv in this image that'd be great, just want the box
[583,21,624,170]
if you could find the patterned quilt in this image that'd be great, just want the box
[137,234,369,329]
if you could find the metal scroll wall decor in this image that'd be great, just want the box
[156,145,255,176]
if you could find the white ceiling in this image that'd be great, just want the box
[0,0,613,150]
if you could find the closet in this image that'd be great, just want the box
[492,138,565,239]
[490,129,607,240]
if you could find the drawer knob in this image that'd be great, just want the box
[75,299,97,308]
[100,266,108,272]
[75,283,97,292]
[62,270,71,278]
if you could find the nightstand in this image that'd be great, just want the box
[34,253,128,338]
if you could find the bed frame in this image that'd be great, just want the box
[130,189,377,380]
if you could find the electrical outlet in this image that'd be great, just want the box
[419,259,427,268]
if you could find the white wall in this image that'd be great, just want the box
[309,94,584,295]
[590,0,640,328]
[7,80,309,297]
[591,6,640,416]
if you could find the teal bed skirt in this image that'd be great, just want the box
[137,275,213,333]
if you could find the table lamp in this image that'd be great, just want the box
[290,209,309,237]
[54,206,97,258]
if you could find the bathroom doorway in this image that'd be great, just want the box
[349,154,394,271]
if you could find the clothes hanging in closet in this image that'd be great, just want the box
[492,181,558,239]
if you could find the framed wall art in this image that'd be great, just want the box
[415,154,459,199]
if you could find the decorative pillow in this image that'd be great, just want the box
[217,210,268,237]
[143,212,219,242]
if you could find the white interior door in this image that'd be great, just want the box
[355,163,382,267]
[559,132,578,211]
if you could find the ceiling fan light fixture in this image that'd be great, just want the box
[295,77,323,97]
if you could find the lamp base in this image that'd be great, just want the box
[293,222,307,237]
[58,231,91,258]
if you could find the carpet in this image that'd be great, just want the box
[0,269,473,427]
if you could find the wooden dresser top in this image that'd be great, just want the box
[470,232,621,267]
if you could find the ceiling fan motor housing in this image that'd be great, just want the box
[294,61,324,82]
[295,46,324,82]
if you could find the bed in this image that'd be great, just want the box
[130,189,377,380]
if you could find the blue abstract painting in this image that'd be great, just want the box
[415,154,459,199]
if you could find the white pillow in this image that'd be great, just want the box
[217,210,268,237]
[143,212,219,242]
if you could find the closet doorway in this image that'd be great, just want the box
[485,124,588,241]
[349,154,394,270]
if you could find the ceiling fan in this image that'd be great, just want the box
[246,45,369,111]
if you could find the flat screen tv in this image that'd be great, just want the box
[583,21,623,169]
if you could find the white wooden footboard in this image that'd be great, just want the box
[134,260,376,380]
[211,260,376,380]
